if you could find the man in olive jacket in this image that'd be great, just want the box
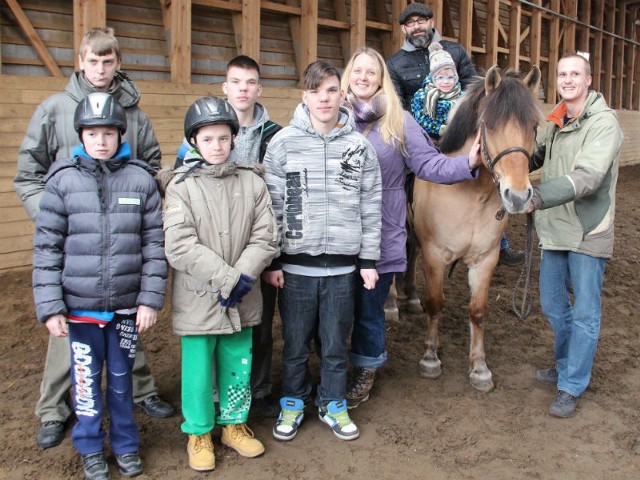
[14,27,173,450]
[528,53,623,418]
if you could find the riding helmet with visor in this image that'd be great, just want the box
[74,92,127,138]
[184,96,239,147]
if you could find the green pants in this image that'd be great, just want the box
[181,328,253,435]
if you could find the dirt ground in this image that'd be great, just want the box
[1,164,639,480]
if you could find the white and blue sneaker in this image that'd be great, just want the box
[273,397,305,441]
[318,400,360,441]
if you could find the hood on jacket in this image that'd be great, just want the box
[65,71,141,108]
[289,103,355,139]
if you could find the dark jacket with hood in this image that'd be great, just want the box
[32,143,167,323]
[15,71,161,220]
[387,31,476,109]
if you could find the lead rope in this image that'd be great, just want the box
[512,212,535,319]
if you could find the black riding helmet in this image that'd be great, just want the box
[184,96,239,147]
[74,92,127,139]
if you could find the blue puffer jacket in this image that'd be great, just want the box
[33,143,167,323]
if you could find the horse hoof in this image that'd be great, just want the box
[419,358,442,378]
[384,305,399,322]
[470,371,494,392]
[401,297,423,314]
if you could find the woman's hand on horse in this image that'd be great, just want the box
[360,268,379,290]
[468,131,482,170]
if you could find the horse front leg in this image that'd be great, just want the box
[419,256,445,378]
[466,262,496,392]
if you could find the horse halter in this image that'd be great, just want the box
[480,123,533,220]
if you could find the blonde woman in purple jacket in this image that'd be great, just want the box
[341,47,481,408]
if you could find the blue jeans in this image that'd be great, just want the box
[539,250,607,397]
[68,315,139,455]
[500,234,509,250]
[350,272,394,369]
[278,271,355,407]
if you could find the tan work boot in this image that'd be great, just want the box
[187,433,215,472]
[221,424,265,458]
[346,367,376,409]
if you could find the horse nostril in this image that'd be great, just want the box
[503,188,510,198]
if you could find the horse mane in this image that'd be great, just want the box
[439,69,543,154]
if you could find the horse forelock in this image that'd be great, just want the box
[438,77,485,154]
[481,72,542,132]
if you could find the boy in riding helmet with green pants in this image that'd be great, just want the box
[33,92,167,480]
[159,96,277,472]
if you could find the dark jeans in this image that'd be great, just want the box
[278,271,355,407]
[69,315,139,455]
[350,271,394,369]
[251,279,277,399]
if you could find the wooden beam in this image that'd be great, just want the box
[614,2,625,108]
[626,6,639,109]
[285,0,303,80]
[485,0,499,68]
[603,0,615,103]
[459,0,473,55]
[300,0,318,80]
[333,0,351,65]
[391,0,407,52]
[508,1,522,70]
[261,1,300,15]
[547,0,560,102]
[372,0,393,58]
[5,0,64,77]
[577,0,591,52]
[593,0,605,92]
[73,1,106,70]
[193,0,241,11]
[350,0,367,54]
[563,0,576,54]
[430,0,444,35]
[530,0,542,70]
[241,0,260,60]
[170,0,191,84]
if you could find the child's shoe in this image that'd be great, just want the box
[114,452,143,477]
[318,400,360,440]
[273,397,305,441]
[221,424,265,458]
[187,433,215,472]
[82,451,109,480]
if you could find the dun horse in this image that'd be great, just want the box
[405,66,543,392]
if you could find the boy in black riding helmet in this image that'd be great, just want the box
[159,96,276,472]
[32,92,167,480]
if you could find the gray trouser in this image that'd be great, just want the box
[35,333,158,423]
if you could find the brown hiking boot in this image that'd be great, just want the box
[187,433,215,472]
[346,367,376,409]
[221,424,265,458]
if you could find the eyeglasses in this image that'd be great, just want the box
[404,17,431,27]
[433,74,458,82]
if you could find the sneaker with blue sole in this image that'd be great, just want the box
[318,400,360,441]
[273,397,305,441]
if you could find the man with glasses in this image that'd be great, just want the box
[387,3,476,110]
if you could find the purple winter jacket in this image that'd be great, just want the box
[354,111,475,274]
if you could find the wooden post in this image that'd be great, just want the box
[350,0,367,54]
[577,0,591,53]
[285,0,304,80]
[459,0,473,56]
[485,0,499,69]
[300,0,318,80]
[372,0,393,59]
[547,0,560,103]
[391,0,407,52]
[530,0,542,70]
[333,0,351,64]
[563,0,576,54]
[603,0,615,104]
[170,0,191,84]
[593,0,604,92]
[242,0,260,60]
[508,1,521,70]
[428,0,444,35]
[614,3,625,109]
[628,6,639,110]
[73,0,106,69]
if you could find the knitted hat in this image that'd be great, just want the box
[429,42,456,77]
[399,3,433,24]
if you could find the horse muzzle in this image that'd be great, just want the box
[500,185,533,214]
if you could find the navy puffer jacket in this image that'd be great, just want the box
[33,143,167,323]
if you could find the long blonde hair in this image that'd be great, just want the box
[342,47,406,155]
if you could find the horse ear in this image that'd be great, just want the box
[485,65,501,95]
[524,65,541,93]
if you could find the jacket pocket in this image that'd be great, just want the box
[182,277,217,296]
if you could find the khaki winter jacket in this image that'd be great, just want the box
[161,162,277,336]
[530,91,623,259]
